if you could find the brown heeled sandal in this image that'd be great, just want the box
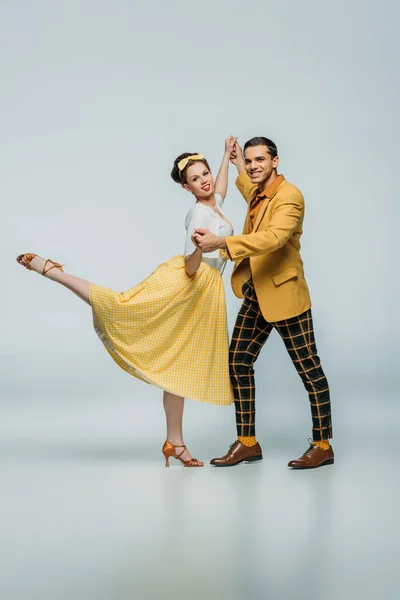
[162,441,204,468]
[17,253,64,277]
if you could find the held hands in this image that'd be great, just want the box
[229,139,244,168]
[192,229,227,253]
[224,136,237,157]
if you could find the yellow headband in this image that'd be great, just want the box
[177,154,205,172]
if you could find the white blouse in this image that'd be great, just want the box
[184,193,234,273]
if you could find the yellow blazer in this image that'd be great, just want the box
[225,171,311,322]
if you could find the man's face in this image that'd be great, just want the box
[244,145,279,186]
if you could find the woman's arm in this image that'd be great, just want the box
[185,247,203,277]
[184,208,218,276]
[214,136,236,201]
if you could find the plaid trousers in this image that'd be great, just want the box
[229,279,332,441]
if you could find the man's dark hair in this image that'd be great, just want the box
[243,137,278,159]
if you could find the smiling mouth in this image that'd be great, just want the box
[250,172,262,177]
[202,184,211,190]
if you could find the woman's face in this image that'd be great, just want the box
[183,162,214,199]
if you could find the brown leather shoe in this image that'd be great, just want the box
[288,440,334,469]
[210,441,263,467]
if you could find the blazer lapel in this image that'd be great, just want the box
[243,214,251,234]
[241,187,258,234]
[252,179,287,232]
[252,198,271,232]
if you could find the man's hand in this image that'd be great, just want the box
[192,228,227,252]
[230,140,246,173]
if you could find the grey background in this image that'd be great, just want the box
[1,1,399,599]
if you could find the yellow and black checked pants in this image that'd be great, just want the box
[229,279,332,441]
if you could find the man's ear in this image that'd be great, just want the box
[273,156,279,169]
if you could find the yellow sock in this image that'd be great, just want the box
[313,440,330,451]
[238,436,257,447]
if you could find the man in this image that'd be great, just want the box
[192,137,333,468]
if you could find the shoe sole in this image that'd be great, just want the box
[289,458,334,470]
[211,454,263,467]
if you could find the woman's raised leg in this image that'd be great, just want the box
[17,254,92,305]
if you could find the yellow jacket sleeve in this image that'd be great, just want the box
[235,170,258,203]
[226,193,304,259]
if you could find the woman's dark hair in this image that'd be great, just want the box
[171,153,211,185]
[243,137,278,159]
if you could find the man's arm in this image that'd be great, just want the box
[230,140,258,203]
[235,170,258,204]
[226,194,304,259]
[193,192,304,256]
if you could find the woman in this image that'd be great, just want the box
[16,137,236,467]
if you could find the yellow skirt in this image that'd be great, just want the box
[89,255,233,405]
